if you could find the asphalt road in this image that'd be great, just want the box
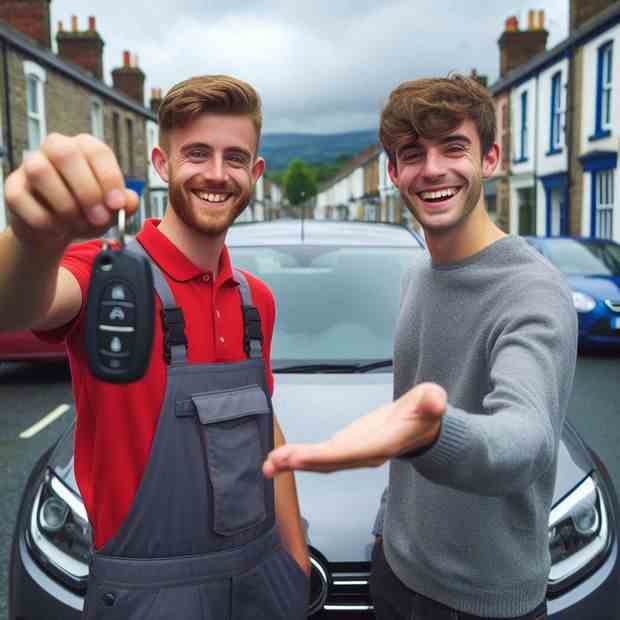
[0,351,619,620]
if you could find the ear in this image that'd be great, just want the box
[251,156,266,185]
[481,143,500,179]
[387,157,399,186]
[152,146,169,183]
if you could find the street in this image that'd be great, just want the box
[1,351,619,619]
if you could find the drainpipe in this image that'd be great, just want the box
[2,37,15,171]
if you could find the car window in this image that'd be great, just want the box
[579,241,620,276]
[229,245,423,364]
[543,239,616,276]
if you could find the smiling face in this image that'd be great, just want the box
[388,119,498,234]
[153,113,264,238]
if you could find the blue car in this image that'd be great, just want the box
[525,237,620,349]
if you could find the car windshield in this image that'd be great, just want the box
[229,245,422,367]
[543,239,620,276]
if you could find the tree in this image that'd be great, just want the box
[284,159,318,206]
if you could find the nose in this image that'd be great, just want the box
[204,154,226,183]
[420,148,445,181]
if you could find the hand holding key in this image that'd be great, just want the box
[4,133,139,253]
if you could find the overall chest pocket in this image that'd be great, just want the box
[191,385,270,537]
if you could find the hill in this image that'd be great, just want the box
[259,129,378,172]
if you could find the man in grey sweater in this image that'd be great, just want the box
[264,75,578,619]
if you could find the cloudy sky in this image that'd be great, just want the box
[50,0,568,134]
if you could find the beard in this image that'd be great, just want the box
[167,174,251,238]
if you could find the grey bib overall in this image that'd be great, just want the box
[83,244,308,619]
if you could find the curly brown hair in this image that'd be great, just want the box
[158,75,262,152]
[380,74,496,166]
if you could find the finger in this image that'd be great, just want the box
[42,134,107,211]
[75,134,130,211]
[5,168,56,230]
[22,151,78,219]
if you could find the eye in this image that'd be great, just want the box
[446,144,466,154]
[401,150,422,162]
[227,153,249,165]
[188,148,209,160]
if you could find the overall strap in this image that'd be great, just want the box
[126,239,188,365]
[234,269,264,359]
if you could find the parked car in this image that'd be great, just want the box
[10,221,620,619]
[0,328,67,364]
[525,236,620,349]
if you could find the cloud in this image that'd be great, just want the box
[50,0,567,133]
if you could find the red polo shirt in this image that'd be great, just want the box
[37,219,275,549]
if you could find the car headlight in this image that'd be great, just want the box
[548,475,612,593]
[572,291,596,313]
[27,469,91,592]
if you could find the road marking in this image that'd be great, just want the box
[19,403,70,439]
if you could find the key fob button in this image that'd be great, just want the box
[99,302,135,326]
[98,331,134,356]
[99,355,130,371]
[103,282,135,303]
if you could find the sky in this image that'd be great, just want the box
[49,0,568,134]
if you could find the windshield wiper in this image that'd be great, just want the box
[275,360,393,374]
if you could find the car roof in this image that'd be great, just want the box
[525,235,620,247]
[227,219,425,247]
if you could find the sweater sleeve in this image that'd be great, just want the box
[405,279,578,496]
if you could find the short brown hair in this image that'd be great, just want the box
[380,74,496,165]
[158,74,262,152]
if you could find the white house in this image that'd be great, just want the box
[578,21,619,242]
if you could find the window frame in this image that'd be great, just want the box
[90,98,105,140]
[593,169,615,240]
[549,71,563,154]
[591,40,613,141]
[23,61,47,152]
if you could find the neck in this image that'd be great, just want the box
[424,201,506,265]
[157,209,226,275]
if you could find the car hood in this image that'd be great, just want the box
[50,375,593,563]
[566,274,620,299]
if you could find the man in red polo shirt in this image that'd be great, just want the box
[0,75,309,618]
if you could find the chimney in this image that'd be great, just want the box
[150,88,163,114]
[56,15,105,80]
[111,50,146,105]
[0,0,52,49]
[570,0,616,32]
[498,11,548,78]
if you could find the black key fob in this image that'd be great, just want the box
[85,244,154,383]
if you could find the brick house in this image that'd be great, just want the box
[487,1,619,241]
[0,0,158,234]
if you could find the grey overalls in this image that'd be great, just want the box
[83,243,308,619]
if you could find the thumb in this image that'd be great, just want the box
[402,382,447,418]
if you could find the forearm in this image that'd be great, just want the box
[273,418,310,574]
[0,228,65,330]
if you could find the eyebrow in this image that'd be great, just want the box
[180,143,252,159]
[439,134,472,146]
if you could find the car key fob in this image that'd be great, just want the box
[85,210,154,383]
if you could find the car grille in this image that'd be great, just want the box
[604,300,620,313]
[322,564,373,614]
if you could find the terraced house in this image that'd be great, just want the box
[487,0,620,242]
[0,0,160,234]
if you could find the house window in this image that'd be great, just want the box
[23,61,47,151]
[594,41,613,138]
[112,112,122,168]
[594,170,614,240]
[519,91,528,161]
[126,118,135,176]
[90,99,104,140]
[549,72,563,152]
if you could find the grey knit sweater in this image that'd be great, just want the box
[382,235,578,618]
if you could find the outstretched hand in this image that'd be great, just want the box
[262,382,447,477]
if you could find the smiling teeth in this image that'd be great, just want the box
[195,191,230,203]
[420,188,458,200]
